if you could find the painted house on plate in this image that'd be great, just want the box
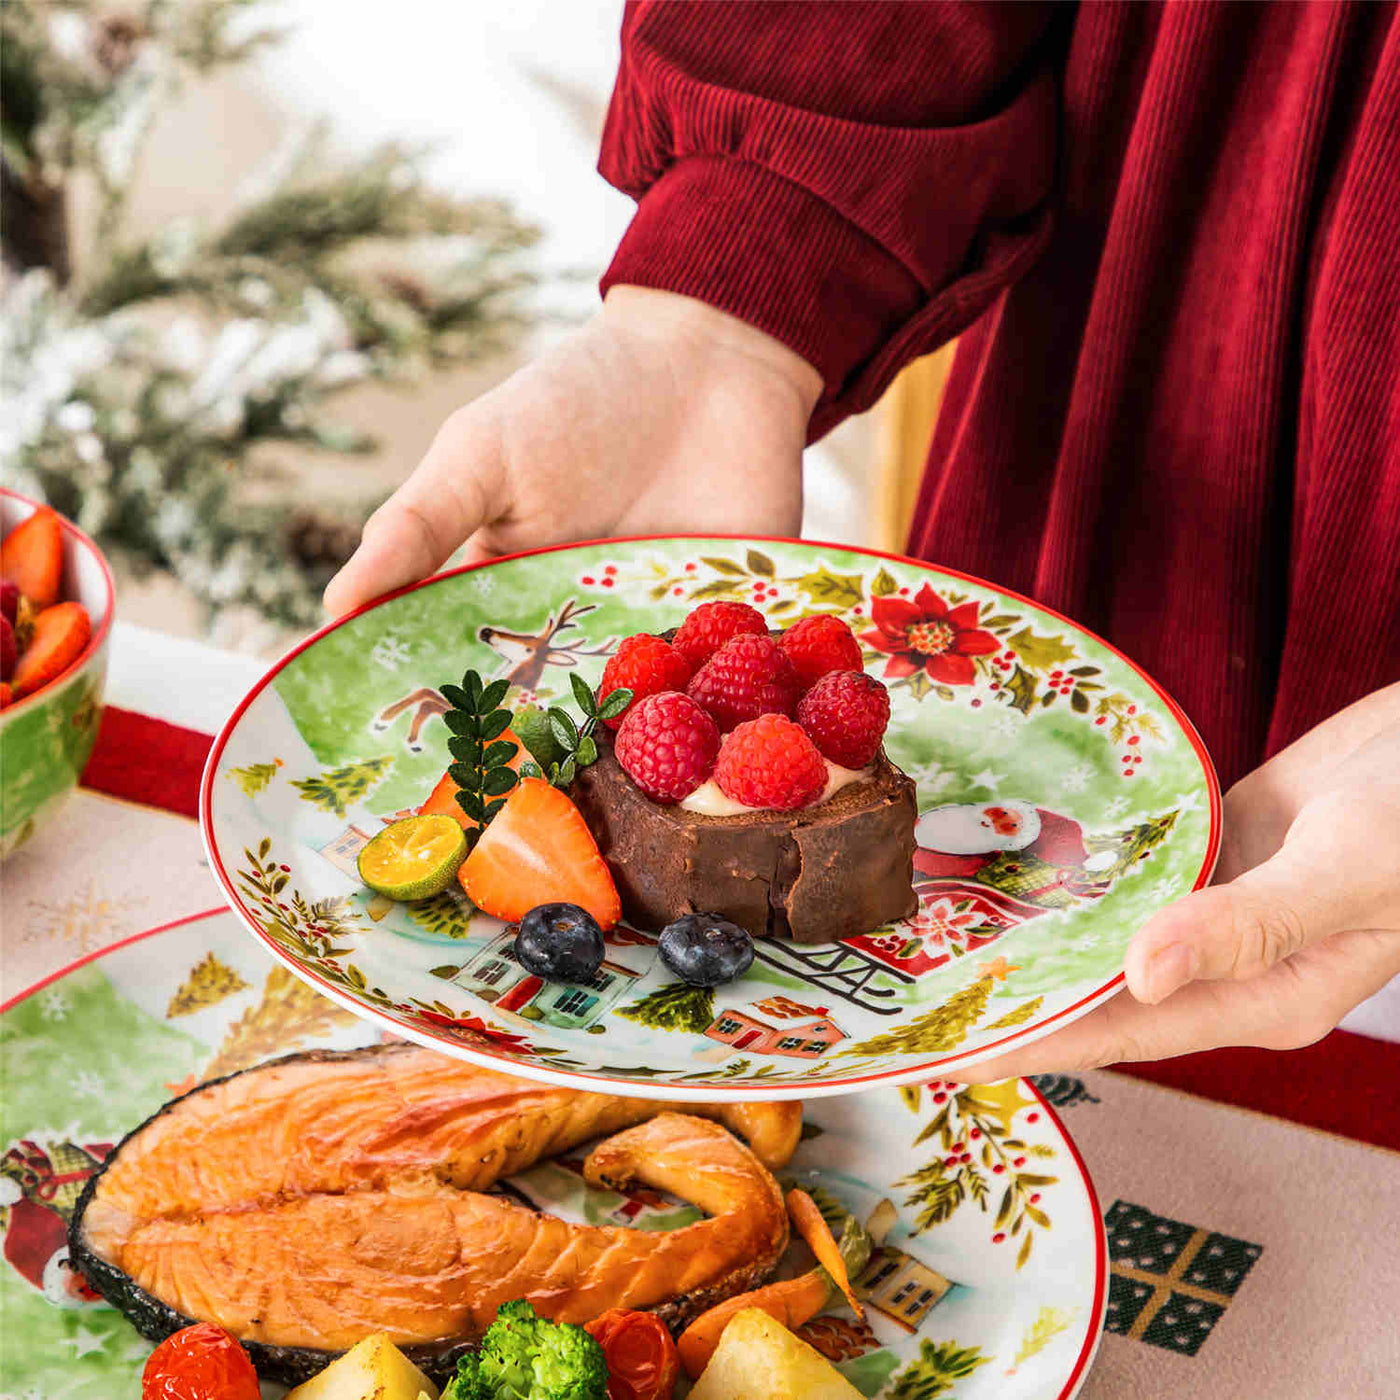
[703,1006,847,1058]
[856,1245,952,1331]
[455,930,641,1030]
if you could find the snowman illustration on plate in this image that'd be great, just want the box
[848,799,1129,977]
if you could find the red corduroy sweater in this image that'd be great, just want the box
[598,1,1400,789]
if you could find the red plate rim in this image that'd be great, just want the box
[198,534,1222,1099]
[0,903,1110,1400]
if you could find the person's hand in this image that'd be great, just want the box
[323,287,822,616]
[952,681,1400,1082]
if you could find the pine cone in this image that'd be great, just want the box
[284,512,361,573]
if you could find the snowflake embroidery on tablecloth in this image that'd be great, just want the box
[1150,876,1183,903]
[969,767,1006,791]
[1105,794,1131,819]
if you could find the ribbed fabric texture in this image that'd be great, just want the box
[599,1,1400,786]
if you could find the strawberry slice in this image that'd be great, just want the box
[0,508,64,610]
[12,601,91,699]
[0,682,11,709]
[0,614,14,682]
[418,726,526,833]
[459,777,621,931]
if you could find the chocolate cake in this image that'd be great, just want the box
[572,731,917,944]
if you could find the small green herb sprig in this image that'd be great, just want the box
[518,674,632,787]
[441,670,519,846]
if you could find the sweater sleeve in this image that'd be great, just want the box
[598,0,1064,438]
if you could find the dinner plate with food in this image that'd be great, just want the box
[0,908,1106,1399]
[201,537,1219,1098]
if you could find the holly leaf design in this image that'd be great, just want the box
[701,556,748,576]
[871,566,899,597]
[1003,664,1039,715]
[794,566,864,610]
[1007,626,1077,673]
[746,548,776,577]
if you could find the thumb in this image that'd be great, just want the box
[1124,793,1395,1003]
[323,406,505,617]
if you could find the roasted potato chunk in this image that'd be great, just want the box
[687,1307,863,1400]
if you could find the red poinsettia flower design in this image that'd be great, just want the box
[860,584,1000,685]
[415,1007,535,1055]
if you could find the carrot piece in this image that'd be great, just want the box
[0,508,64,609]
[676,1270,831,1380]
[786,1188,864,1321]
[12,602,91,698]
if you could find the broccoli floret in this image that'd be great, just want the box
[443,1300,608,1400]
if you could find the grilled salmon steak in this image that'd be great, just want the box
[70,1045,799,1384]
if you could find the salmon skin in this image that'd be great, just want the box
[69,1044,799,1385]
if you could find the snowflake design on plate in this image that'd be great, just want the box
[38,989,69,1021]
[371,633,412,671]
[1060,761,1096,794]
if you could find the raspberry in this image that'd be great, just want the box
[779,614,863,688]
[599,634,693,730]
[715,714,828,810]
[614,691,719,803]
[671,600,768,668]
[796,669,891,769]
[686,632,801,731]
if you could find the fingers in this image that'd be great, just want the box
[323,407,504,616]
[1125,792,1399,1004]
[946,926,1400,1082]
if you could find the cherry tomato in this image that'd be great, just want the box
[142,1323,261,1400]
[585,1309,679,1400]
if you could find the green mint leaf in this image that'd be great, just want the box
[557,756,578,786]
[482,739,518,768]
[455,789,485,821]
[482,765,518,796]
[477,678,510,714]
[442,709,476,736]
[548,707,580,750]
[547,761,562,783]
[519,760,543,780]
[598,688,634,720]
[440,683,473,712]
[570,672,598,717]
[483,797,508,822]
[462,670,484,709]
[447,761,477,788]
[478,710,512,741]
[575,735,598,766]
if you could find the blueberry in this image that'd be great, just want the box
[515,903,605,984]
[658,913,754,987]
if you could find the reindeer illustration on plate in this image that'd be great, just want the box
[372,597,616,751]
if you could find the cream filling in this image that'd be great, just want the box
[679,759,872,816]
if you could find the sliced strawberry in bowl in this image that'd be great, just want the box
[12,602,91,701]
[0,506,64,610]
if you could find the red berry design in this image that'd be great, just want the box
[614,691,720,803]
[687,632,801,731]
[796,670,891,769]
[714,714,827,810]
[671,600,768,668]
[778,614,863,688]
[599,634,693,729]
